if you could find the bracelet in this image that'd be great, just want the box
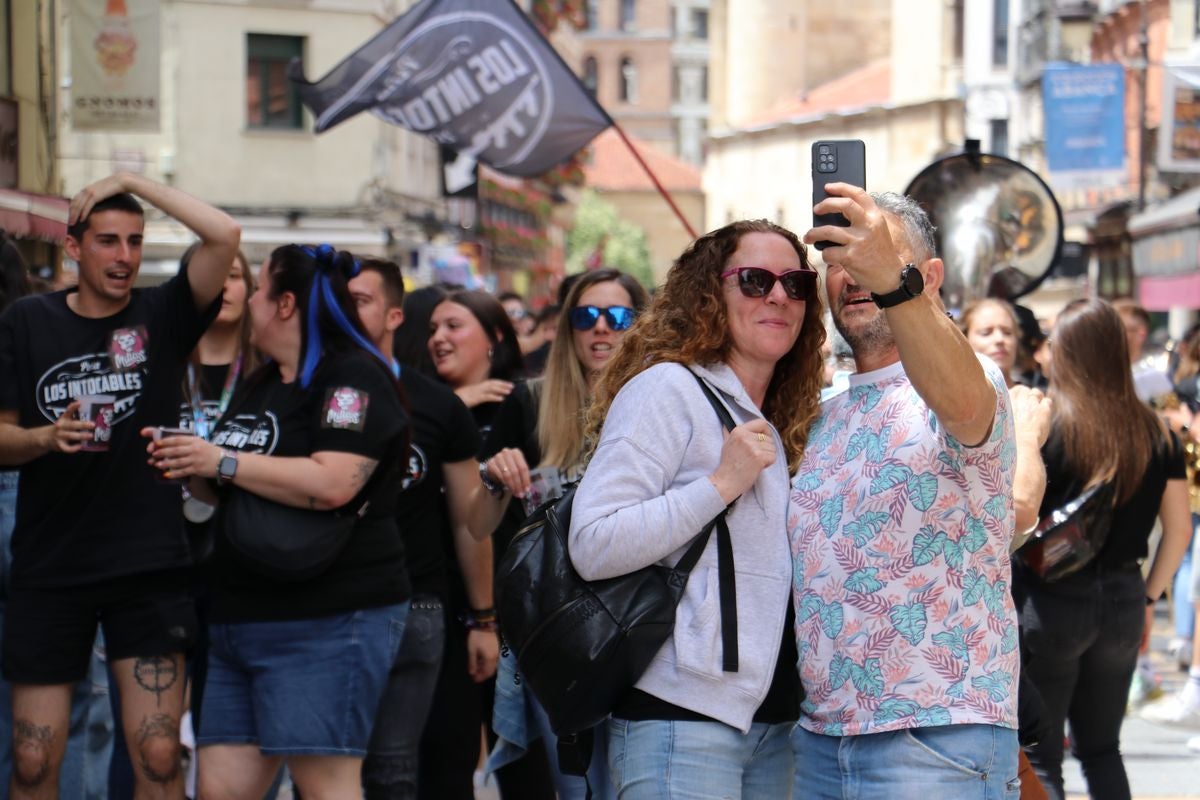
[479,460,506,496]
[461,607,498,631]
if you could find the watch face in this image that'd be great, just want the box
[902,266,924,296]
[219,455,237,479]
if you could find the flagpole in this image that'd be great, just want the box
[608,121,698,240]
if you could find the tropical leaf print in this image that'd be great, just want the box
[931,624,971,661]
[937,450,963,475]
[850,658,885,697]
[873,697,920,725]
[846,567,884,594]
[914,705,953,727]
[866,424,891,462]
[819,601,845,639]
[870,463,913,494]
[943,539,965,571]
[905,471,939,511]
[844,511,891,547]
[983,580,1009,619]
[845,427,876,461]
[889,603,928,646]
[1000,624,1018,654]
[970,670,1013,702]
[819,497,844,538]
[794,470,822,492]
[912,527,947,566]
[962,569,988,606]
[830,654,854,690]
[849,384,883,412]
[962,516,989,552]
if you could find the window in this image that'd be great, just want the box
[989,119,1009,157]
[992,0,1009,68]
[619,57,637,104]
[620,0,636,31]
[692,9,709,40]
[583,56,598,96]
[246,34,304,129]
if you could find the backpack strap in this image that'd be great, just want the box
[688,369,740,673]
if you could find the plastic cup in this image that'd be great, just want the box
[77,395,116,452]
[151,426,191,484]
[522,467,564,516]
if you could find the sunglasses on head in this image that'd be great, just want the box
[568,305,636,331]
[720,267,817,301]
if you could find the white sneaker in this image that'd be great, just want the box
[1168,637,1194,671]
[1128,664,1164,711]
[1141,692,1200,728]
[1187,734,1200,754]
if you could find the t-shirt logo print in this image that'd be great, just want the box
[109,326,149,371]
[323,387,369,431]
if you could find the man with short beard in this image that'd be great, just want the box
[787,185,1020,799]
[0,173,239,799]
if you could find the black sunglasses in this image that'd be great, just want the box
[568,305,636,331]
[720,267,817,301]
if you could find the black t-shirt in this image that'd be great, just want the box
[1038,425,1186,567]
[478,382,541,559]
[396,368,480,597]
[0,274,218,588]
[207,351,411,622]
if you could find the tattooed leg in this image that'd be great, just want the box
[136,713,181,785]
[113,654,186,797]
[9,683,70,800]
[133,656,179,708]
[11,719,53,790]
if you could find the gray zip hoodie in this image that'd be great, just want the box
[568,361,794,733]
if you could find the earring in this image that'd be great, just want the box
[488,346,495,361]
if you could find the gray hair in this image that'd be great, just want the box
[871,191,937,264]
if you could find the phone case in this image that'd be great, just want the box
[812,140,866,250]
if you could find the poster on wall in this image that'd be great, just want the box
[1158,64,1200,173]
[1042,62,1125,190]
[70,0,160,131]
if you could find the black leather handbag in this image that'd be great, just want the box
[1018,480,1115,582]
[495,371,739,737]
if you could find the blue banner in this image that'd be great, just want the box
[1042,62,1126,189]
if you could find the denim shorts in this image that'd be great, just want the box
[792,723,1020,800]
[197,602,408,756]
[607,717,794,799]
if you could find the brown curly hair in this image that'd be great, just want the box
[583,219,826,472]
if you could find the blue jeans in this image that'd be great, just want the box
[606,717,793,799]
[200,603,409,756]
[1016,564,1144,800]
[364,594,445,800]
[791,723,1019,799]
[1173,515,1197,639]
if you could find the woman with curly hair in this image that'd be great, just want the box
[568,220,825,797]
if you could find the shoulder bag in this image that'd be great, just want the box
[1018,480,1115,582]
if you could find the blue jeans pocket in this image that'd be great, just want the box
[901,725,993,778]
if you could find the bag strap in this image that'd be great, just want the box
[688,369,740,673]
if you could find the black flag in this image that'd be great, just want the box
[289,0,612,177]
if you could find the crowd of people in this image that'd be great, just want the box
[0,171,1196,800]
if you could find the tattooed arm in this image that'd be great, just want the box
[226,450,379,510]
[146,432,379,510]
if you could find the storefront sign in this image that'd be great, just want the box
[70,0,160,131]
[1042,62,1125,190]
[1158,63,1200,173]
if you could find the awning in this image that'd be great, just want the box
[0,189,68,243]
[1128,184,1200,238]
[1139,272,1200,311]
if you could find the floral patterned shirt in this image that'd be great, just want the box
[790,356,1019,736]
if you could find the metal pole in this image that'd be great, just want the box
[1138,0,1150,211]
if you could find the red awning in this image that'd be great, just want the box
[0,189,68,243]
[1138,271,1200,311]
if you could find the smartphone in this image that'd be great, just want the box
[812,139,866,250]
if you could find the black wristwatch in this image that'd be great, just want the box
[216,450,238,486]
[871,264,924,309]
